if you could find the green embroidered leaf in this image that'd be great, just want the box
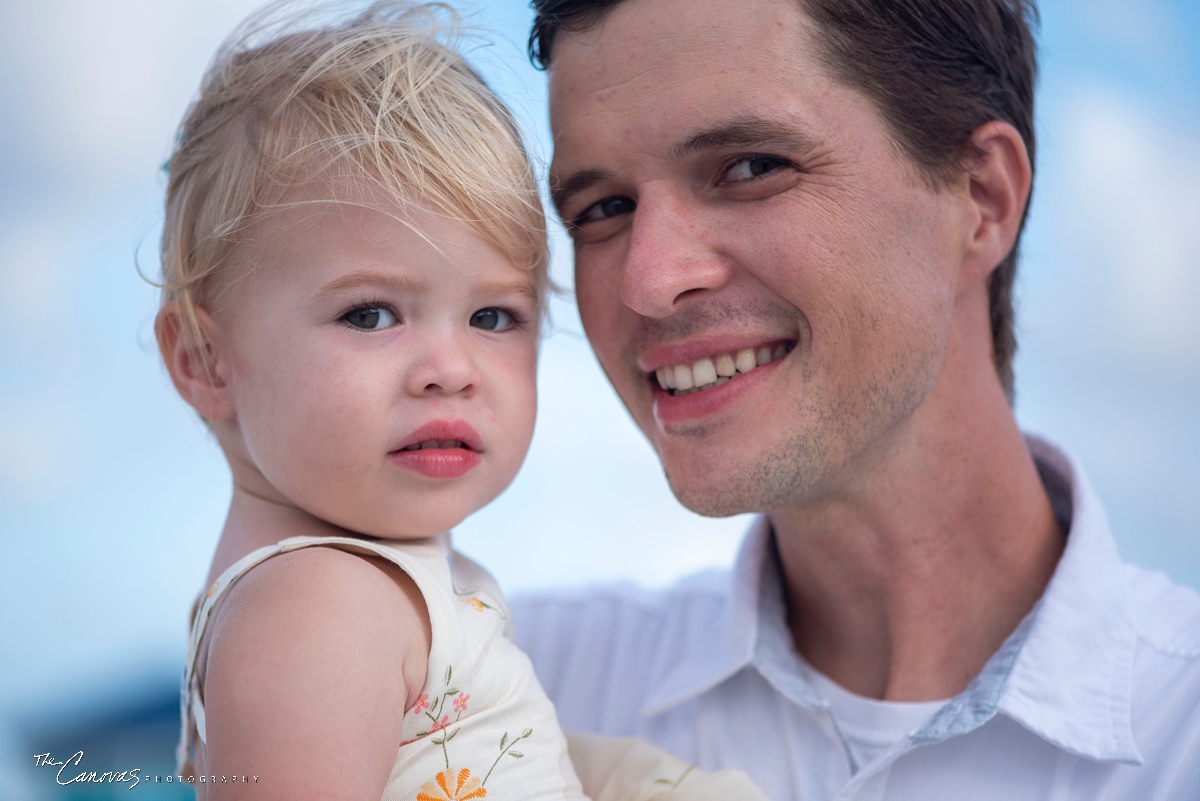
[446,727,460,742]
[522,728,533,738]
[499,733,508,751]
[445,666,453,685]
[507,751,524,759]
[446,688,459,696]
[432,737,444,745]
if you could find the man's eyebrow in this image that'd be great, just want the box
[549,117,819,217]
[549,167,615,218]
[670,115,821,161]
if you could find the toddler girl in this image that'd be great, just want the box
[156,2,766,798]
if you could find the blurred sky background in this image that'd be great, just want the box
[0,0,1197,788]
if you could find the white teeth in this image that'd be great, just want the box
[735,348,756,374]
[673,364,695,391]
[692,357,717,387]
[653,343,794,394]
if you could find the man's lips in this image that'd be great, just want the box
[642,339,795,396]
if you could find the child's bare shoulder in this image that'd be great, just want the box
[200,545,431,796]
[209,543,431,687]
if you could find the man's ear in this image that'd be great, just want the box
[960,120,1032,290]
[155,301,235,422]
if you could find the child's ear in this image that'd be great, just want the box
[155,301,235,421]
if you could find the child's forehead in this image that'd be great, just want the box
[255,179,486,255]
[234,183,533,288]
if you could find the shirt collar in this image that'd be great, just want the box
[950,434,1142,764]
[640,435,1143,765]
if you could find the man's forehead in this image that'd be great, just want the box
[545,0,832,174]
[546,0,815,101]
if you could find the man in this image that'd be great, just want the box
[512,0,1200,798]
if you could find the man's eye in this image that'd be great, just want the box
[572,196,636,227]
[342,305,398,330]
[470,307,516,332]
[721,155,789,184]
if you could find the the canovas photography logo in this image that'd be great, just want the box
[33,751,259,790]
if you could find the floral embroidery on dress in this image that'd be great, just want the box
[652,765,696,792]
[460,596,492,613]
[416,767,487,800]
[403,664,534,793]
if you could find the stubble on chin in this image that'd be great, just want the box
[660,350,939,519]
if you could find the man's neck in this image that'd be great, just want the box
[769,359,1064,702]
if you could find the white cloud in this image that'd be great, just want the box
[1057,88,1200,373]
[0,395,84,503]
[2,0,266,184]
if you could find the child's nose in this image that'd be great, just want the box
[405,331,479,397]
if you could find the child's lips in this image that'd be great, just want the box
[389,447,481,479]
[392,419,482,454]
[389,419,483,479]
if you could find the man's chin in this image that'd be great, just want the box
[662,462,789,520]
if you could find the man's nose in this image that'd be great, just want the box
[620,190,733,318]
[404,329,479,397]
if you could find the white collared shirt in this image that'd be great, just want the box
[512,437,1200,800]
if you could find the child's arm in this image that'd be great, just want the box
[200,546,431,799]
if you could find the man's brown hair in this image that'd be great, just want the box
[529,0,1039,401]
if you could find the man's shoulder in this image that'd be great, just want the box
[513,567,728,617]
[510,568,734,731]
[1123,564,1200,659]
[511,567,731,657]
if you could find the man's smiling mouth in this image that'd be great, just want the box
[654,342,794,396]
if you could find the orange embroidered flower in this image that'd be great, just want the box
[463,597,485,612]
[411,694,430,715]
[453,693,469,713]
[416,767,487,800]
[430,715,450,732]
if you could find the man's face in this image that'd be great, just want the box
[549,0,975,515]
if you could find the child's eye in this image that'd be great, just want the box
[470,307,516,332]
[342,305,398,330]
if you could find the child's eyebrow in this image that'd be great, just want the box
[316,271,424,297]
[313,271,538,305]
[473,279,539,306]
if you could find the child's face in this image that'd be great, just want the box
[210,184,539,539]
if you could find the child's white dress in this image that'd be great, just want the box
[178,533,767,800]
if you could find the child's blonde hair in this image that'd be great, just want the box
[158,0,547,350]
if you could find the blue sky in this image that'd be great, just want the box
[0,0,1197,782]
